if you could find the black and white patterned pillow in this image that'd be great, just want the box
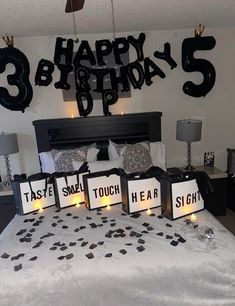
[117,143,152,174]
[51,148,88,172]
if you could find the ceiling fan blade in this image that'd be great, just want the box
[65,0,85,13]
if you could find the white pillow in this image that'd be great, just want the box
[150,141,166,170]
[73,159,122,173]
[39,147,99,174]
[39,151,55,173]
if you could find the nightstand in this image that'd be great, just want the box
[182,166,228,216]
[0,183,16,234]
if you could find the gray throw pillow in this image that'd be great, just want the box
[51,148,88,172]
[117,143,152,174]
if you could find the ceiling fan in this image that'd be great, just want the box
[65,0,85,13]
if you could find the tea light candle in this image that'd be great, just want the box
[76,203,81,208]
[147,208,152,215]
[39,207,44,213]
[190,213,197,222]
[106,204,111,211]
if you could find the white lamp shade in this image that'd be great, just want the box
[0,133,19,155]
[176,119,202,142]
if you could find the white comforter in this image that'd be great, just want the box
[0,205,235,306]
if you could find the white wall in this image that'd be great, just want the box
[0,27,234,178]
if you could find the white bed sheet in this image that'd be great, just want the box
[0,205,235,306]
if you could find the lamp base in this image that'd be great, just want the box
[184,164,195,171]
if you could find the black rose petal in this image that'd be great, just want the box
[119,249,127,255]
[14,264,22,272]
[69,242,76,247]
[130,231,137,237]
[158,215,164,219]
[57,256,65,260]
[29,228,36,233]
[86,216,92,220]
[53,216,59,219]
[110,223,116,227]
[116,228,125,233]
[130,213,141,219]
[166,235,173,240]
[105,234,112,238]
[102,220,108,223]
[174,233,181,238]
[60,246,68,251]
[101,217,107,220]
[98,241,104,245]
[11,256,18,261]
[73,216,79,219]
[50,246,57,251]
[80,226,86,230]
[125,243,132,246]
[147,226,154,231]
[105,253,112,258]
[16,229,27,236]
[66,213,72,217]
[166,223,172,228]
[74,228,80,232]
[96,212,102,215]
[142,222,149,227]
[125,226,132,230]
[138,239,145,244]
[141,230,149,234]
[33,241,43,248]
[58,220,63,223]
[90,223,97,229]
[86,253,94,259]
[39,216,44,220]
[29,256,37,261]
[178,237,186,243]
[81,241,88,247]
[137,245,145,252]
[156,232,164,236]
[170,240,179,247]
[66,253,74,260]
[149,213,155,217]
[89,244,97,250]
[62,225,68,229]
[51,223,57,227]
[135,233,142,238]
[77,238,84,241]
[25,237,32,243]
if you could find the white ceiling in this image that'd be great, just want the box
[1,0,235,37]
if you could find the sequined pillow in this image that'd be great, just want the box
[51,148,88,172]
[117,143,152,174]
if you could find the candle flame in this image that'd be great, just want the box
[147,208,152,215]
[120,111,124,115]
[39,207,44,213]
[71,114,74,118]
[190,213,197,222]
[106,204,111,211]
[76,203,81,208]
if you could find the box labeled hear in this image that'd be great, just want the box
[121,175,161,214]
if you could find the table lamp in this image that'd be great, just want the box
[176,119,202,170]
[0,133,19,186]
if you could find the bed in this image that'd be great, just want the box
[0,112,235,306]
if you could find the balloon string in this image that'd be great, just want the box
[72,11,79,43]
[111,0,116,40]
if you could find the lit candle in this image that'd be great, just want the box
[76,203,81,208]
[147,208,152,215]
[106,204,111,211]
[120,111,124,115]
[190,213,197,222]
[71,114,74,119]
[39,207,44,213]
